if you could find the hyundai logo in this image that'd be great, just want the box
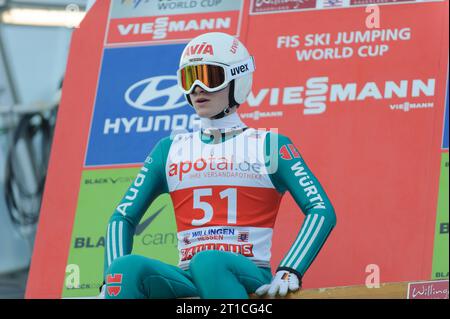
[124,75,187,111]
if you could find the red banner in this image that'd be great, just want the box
[241,1,449,288]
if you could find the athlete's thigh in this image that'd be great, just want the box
[190,250,272,293]
[106,254,198,299]
[220,252,273,292]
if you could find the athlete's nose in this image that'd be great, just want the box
[192,85,206,95]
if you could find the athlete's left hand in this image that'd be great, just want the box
[255,270,300,297]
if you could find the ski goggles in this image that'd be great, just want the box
[177,56,255,94]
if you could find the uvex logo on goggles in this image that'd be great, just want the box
[177,56,255,94]
[229,63,250,77]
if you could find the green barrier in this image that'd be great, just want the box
[62,168,178,298]
[432,152,449,280]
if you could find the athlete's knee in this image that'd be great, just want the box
[190,250,230,273]
[106,254,159,277]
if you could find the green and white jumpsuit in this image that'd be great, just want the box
[103,117,336,299]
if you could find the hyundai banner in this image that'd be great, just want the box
[85,44,196,167]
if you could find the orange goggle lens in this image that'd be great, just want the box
[179,64,225,92]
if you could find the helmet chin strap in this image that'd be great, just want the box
[210,105,233,119]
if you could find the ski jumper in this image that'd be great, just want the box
[103,113,336,299]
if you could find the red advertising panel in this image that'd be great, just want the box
[25,1,112,298]
[241,1,449,288]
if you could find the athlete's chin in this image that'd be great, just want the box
[194,105,218,118]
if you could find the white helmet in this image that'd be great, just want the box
[177,32,255,118]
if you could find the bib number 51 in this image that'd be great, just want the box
[192,188,237,226]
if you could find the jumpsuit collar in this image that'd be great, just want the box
[200,112,247,134]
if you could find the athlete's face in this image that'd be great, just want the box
[189,84,231,118]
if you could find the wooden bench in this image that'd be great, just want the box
[251,281,411,299]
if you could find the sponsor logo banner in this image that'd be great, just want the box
[85,44,198,167]
[180,243,254,261]
[407,280,449,299]
[168,156,265,182]
[107,11,242,45]
[247,76,436,115]
[62,168,177,298]
[432,152,449,280]
[107,12,240,45]
[251,0,317,13]
[110,0,242,19]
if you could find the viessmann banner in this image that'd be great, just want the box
[26,0,449,298]
[107,0,244,45]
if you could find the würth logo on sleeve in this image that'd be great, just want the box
[106,273,123,297]
[279,144,301,160]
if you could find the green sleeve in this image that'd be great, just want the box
[103,136,172,277]
[265,132,336,281]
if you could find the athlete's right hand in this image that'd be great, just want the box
[255,270,300,297]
